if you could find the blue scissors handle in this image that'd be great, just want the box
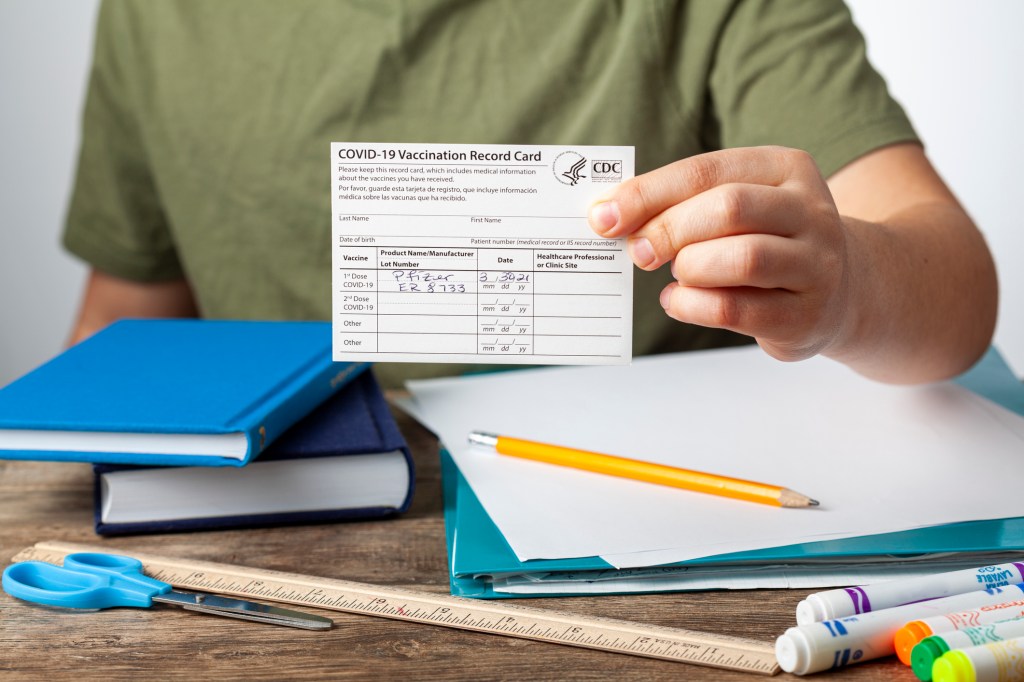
[2,552,171,610]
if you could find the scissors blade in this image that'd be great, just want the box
[153,591,332,630]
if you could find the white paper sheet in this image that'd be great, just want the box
[406,347,1024,568]
[490,552,1024,594]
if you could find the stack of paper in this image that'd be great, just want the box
[400,346,1024,598]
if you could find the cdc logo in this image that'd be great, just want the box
[592,160,622,182]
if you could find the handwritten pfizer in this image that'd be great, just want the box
[910,618,1024,681]
[796,563,1024,624]
[932,636,1024,682]
[776,584,1024,675]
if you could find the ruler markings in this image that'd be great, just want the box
[11,541,779,676]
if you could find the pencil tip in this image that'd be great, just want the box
[778,490,820,508]
[467,431,499,448]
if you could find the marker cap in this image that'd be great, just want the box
[775,628,812,675]
[911,637,951,681]
[931,650,976,682]
[795,596,829,624]
[896,620,936,665]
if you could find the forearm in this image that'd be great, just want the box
[826,202,997,383]
[69,270,199,346]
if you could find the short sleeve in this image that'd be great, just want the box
[62,0,184,282]
[708,0,919,177]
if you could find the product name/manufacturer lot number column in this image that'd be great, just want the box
[377,248,478,354]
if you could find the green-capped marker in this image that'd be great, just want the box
[912,636,951,681]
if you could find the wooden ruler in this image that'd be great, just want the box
[11,540,779,676]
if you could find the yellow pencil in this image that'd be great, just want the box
[467,432,819,508]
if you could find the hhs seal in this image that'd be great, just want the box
[552,151,587,186]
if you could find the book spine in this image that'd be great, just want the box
[94,506,403,536]
[234,361,370,463]
[360,373,415,513]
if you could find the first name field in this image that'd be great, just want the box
[330,142,635,366]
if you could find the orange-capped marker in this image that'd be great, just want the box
[895,620,936,665]
[890,597,1024,668]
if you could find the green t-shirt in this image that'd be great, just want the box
[64,0,917,388]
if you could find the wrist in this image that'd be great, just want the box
[819,216,887,370]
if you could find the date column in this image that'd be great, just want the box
[335,246,378,352]
[477,249,533,357]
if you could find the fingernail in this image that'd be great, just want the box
[589,201,619,234]
[659,285,673,309]
[629,238,656,269]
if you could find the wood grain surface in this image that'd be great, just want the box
[0,404,914,680]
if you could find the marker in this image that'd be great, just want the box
[931,636,1024,682]
[910,618,1024,680]
[775,584,1024,675]
[467,431,819,507]
[797,563,1024,624]
[894,598,1024,665]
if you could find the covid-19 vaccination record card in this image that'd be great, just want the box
[331,143,635,365]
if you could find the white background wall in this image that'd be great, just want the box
[846,0,1024,378]
[1,0,1021,386]
[1,0,96,386]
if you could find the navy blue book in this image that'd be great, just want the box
[0,319,367,466]
[94,370,414,534]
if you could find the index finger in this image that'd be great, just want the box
[589,146,806,238]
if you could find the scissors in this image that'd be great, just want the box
[2,552,332,630]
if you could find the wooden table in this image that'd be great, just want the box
[0,406,909,680]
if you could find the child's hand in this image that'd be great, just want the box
[589,146,850,362]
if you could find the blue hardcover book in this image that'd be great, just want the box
[0,319,367,466]
[442,347,1024,598]
[94,370,414,534]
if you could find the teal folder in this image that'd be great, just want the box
[442,347,1024,599]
